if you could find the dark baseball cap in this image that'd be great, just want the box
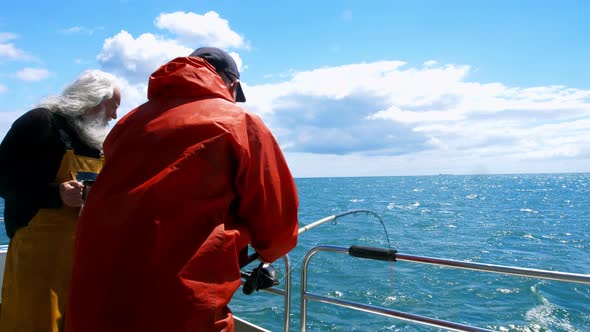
[189,47,246,102]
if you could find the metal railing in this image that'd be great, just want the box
[235,210,590,331]
[299,245,590,332]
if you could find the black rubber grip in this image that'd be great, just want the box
[349,245,397,262]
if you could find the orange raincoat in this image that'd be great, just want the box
[66,57,299,332]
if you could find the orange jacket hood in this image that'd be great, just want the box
[147,56,235,102]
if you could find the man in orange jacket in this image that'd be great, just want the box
[67,47,299,332]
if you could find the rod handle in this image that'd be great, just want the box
[349,245,397,262]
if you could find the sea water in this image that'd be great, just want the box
[1,173,589,331]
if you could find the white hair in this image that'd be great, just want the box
[40,69,119,117]
[39,70,120,150]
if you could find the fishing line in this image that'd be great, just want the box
[273,210,395,284]
[375,206,396,296]
[276,254,306,284]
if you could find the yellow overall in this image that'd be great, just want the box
[0,147,103,332]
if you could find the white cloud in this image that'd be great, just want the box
[64,26,84,34]
[60,26,103,35]
[0,84,6,94]
[95,11,247,118]
[0,43,32,60]
[239,60,590,175]
[0,32,35,61]
[97,30,192,83]
[16,68,51,81]
[97,12,247,83]
[155,11,246,49]
[423,60,438,67]
[0,32,17,42]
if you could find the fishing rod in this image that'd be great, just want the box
[298,209,388,237]
[242,209,389,266]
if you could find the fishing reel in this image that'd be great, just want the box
[241,262,279,295]
[240,248,279,295]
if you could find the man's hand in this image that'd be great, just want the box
[60,180,84,207]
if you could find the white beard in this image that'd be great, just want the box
[72,107,111,150]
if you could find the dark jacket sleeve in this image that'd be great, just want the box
[0,109,64,208]
[234,113,299,263]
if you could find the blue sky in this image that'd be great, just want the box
[1,0,590,177]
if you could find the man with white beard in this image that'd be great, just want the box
[0,69,121,332]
